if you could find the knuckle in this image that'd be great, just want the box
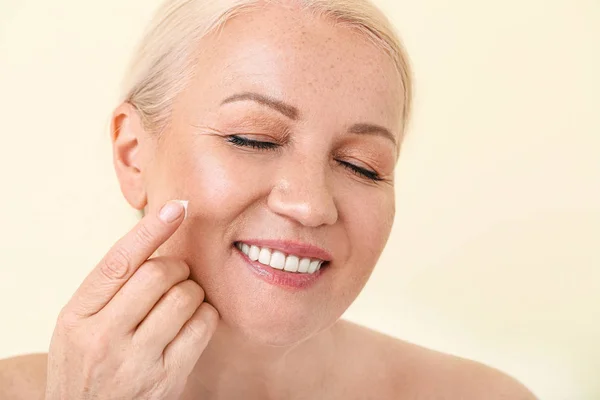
[182,279,205,301]
[87,334,111,363]
[101,246,131,279]
[200,303,219,328]
[134,223,156,248]
[203,303,219,321]
[176,259,191,277]
[186,317,210,339]
[57,307,79,332]
[158,257,190,278]
[82,323,114,363]
[140,257,190,286]
[141,259,171,282]
[189,281,205,301]
[169,284,199,309]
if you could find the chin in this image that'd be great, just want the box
[203,277,339,347]
[223,305,331,347]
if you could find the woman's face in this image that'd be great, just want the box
[139,5,403,345]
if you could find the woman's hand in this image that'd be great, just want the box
[45,200,218,400]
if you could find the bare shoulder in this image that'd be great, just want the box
[332,320,537,400]
[0,353,48,400]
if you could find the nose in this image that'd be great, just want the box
[267,162,338,228]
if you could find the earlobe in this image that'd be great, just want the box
[110,102,148,211]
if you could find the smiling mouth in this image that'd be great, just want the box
[233,241,329,274]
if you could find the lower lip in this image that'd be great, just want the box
[234,246,325,290]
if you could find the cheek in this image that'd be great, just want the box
[344,187,395,268]
[176,146,268,220]
[320,191,395,324]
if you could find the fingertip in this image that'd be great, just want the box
[158,200,188,223]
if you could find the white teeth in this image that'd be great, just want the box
[284,255,299,272]
[307,260,320,274]
[248,245,260,261]
[269,251,285,270]
[258,248,272,265]
[298,258,311,273]
[236,242,326,274]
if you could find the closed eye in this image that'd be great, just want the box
[227,135,279,150]
[336,160,382,182]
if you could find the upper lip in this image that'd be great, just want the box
[235,239,333,262]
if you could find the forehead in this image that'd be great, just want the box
[182,4,403,134]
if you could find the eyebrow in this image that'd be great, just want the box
[347,123,397,147]
[221,92,299,120]
[220,91,397,146]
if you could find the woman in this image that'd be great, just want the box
[0,0,536,398]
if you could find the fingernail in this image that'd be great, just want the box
[177,200,189,219]
[158,200,188,223]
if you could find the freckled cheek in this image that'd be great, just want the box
[180,152,272,219]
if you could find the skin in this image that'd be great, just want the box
[0,4,537,399]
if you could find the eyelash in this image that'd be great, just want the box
[226,135,383,182]
[337,160,382,182]
[227,134,279,150]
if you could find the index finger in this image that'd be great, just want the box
[66,199,189,318]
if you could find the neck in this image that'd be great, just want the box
[182,321,336,400]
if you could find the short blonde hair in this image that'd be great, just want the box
[121,0,412,137]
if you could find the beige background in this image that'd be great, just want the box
[1,0,598,398]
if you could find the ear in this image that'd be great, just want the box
[110,102,148,211]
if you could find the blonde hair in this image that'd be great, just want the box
[121,0,412,137]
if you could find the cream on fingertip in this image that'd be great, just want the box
[175,200,189,220]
